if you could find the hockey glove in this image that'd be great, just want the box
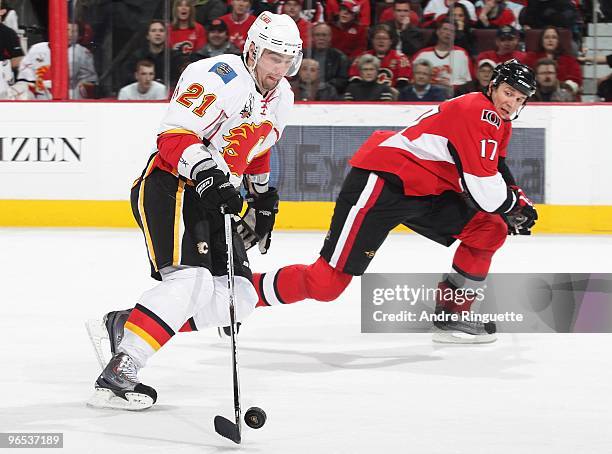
[194,168,243,215]
[503,186,538,235]
[237,188,279,254]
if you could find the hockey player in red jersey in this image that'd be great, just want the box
[253,60,539,344]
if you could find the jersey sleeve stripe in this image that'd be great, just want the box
[202,109,226,135]
[379,132,453,163]
[462,172,509,212]
[448,141,511,213]
[204,121,224,143]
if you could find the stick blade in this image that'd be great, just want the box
[214,415,241,444]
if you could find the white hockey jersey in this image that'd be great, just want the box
[17,42,98,99]
[412,46,473,86]
[154,54,294,187]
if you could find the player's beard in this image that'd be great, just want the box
[255,68,281,93]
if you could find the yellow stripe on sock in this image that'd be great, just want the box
[172,180,185,266]
[138,161,158,271]
[125,321,161,351]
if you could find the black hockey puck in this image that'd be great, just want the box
[244,407,266,429]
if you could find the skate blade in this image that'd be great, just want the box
[432,330,497,344]
[85,319,110,370]
[86,388,153,411]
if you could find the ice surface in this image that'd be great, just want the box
[1,229,611,453]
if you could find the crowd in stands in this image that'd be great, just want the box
[1,0,611,102]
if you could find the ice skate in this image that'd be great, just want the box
[87,352,157,411]
[85,309,131,369]
[432,315,497,344]
[431,279,497,344]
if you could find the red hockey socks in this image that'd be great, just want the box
[254,256,352,307]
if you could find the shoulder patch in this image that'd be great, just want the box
[209,62,237,84]
[481,109,501,129]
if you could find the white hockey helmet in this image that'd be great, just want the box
[243,12,303,78]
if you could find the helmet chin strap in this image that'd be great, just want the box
[244,45,266,94]
[487,84,528,121]
[510,103,527,121]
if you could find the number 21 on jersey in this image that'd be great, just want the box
[175,83,217,117]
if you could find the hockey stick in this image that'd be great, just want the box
[214,206,242,444]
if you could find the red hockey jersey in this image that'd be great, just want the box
[349,49,412,86]
[220,14,257,52]
[169,23,207,53]
[350,92,514,213]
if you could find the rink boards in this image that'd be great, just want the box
[0,101,611,233]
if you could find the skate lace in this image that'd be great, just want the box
[117,354,139,383]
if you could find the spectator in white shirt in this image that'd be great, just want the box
[117,60,167,100]
[411,20,473,88]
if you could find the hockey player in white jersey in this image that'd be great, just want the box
[87,12,302,411]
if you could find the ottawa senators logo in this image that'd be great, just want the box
[481,109,501,129]
[222,121,275,168]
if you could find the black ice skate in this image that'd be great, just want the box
[87,352,157,411]
[431,279,497,344]
[86,309,131,369]
[432,314,497,344]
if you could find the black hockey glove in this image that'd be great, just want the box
[503,186,538,235]
[194,168,243,215]
[236,187,279,254]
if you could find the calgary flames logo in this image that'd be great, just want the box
[35,65,51,94]
[222,121,275,169]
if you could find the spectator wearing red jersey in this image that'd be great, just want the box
[220,0,257,51]
[412,20,473,87]
[281,0,312,50]
[349,24,412,88]
[169,0,207,54]
[476,25,527,65]
[525,26,582,89]
[477,0,516,28]
[330,0,368,60]
[422,0,477,28]
[326,0,371,26]
[380,0,426,57]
